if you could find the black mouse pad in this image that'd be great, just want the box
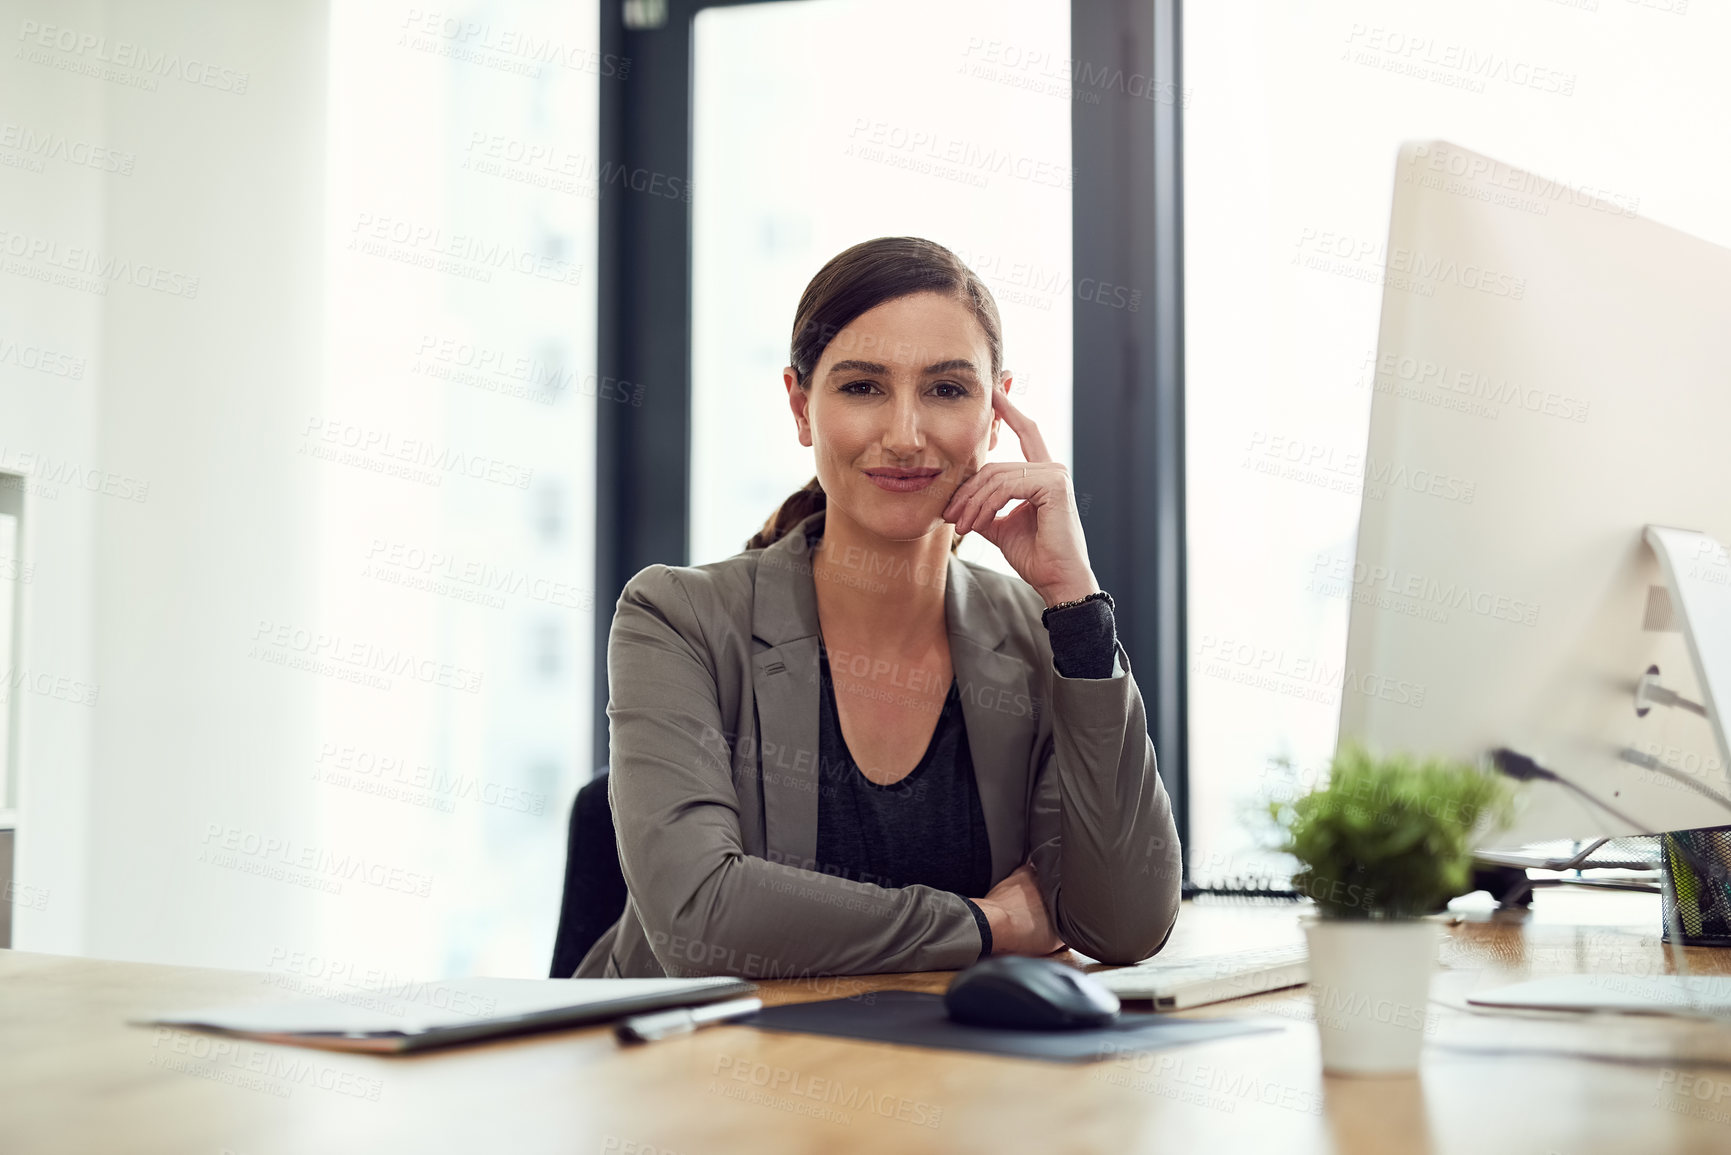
[738,991,1278,1063]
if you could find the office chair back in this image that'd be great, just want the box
[550,767,629,977]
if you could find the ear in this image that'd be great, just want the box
[785,367,812,448]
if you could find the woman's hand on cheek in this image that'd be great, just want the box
[940,387,1101,607]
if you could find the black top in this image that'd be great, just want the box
[811,594,1120,962]
[814,646,994,898]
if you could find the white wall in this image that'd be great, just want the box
[2,0,328,959]
[4,0,125,952]
[86,0,330,964]
[3,0,598,979]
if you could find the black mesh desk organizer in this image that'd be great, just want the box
[1661,825,1731,947]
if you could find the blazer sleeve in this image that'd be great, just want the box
[606,565,986,978]
[1025,636,1182,965]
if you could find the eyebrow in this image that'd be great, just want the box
[826,358,981,378]
[922,359,980,378]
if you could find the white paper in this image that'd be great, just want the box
[1468,974,1731,1016]
[146,976,747,1036]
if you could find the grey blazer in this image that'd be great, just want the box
[574,510,1181,979]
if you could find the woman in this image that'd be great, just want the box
[574,237,1181,979]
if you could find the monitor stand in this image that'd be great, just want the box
[1471,527,1731,910]
[1642,525,1731,772]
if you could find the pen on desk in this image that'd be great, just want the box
[616,996,764,1043]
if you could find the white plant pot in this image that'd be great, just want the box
[1302,917,1439,1076]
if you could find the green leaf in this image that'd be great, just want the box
[1261,742,1517,919]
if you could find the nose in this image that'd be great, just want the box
[881,391,923,459]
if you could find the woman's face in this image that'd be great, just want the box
[786,291,1004,544]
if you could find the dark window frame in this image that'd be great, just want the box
[593,0,1189,867]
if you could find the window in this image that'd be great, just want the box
[318,0,600,976]
[1183,0,1731,883]
[688,0,1074,572]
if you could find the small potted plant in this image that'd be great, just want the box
[1266,744,1514,1076]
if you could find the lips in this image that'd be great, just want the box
[864,468,941,494]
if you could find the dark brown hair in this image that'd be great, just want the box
[746,237,1003,553]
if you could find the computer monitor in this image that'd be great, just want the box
[1337,140,1731,849]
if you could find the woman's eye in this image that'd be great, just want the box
[841,381,878,395]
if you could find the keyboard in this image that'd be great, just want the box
[1096,944,1309,1011]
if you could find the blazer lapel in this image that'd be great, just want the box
[750,512,1037,885]
[751,517,825,869]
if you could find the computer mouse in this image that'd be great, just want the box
[943,956,1121,1030]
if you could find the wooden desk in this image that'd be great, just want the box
[6,891,1731,1155]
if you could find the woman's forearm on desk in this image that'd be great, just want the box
[630,847,988,978]
[972,863,1063,956]
[1027,642,1182,965]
